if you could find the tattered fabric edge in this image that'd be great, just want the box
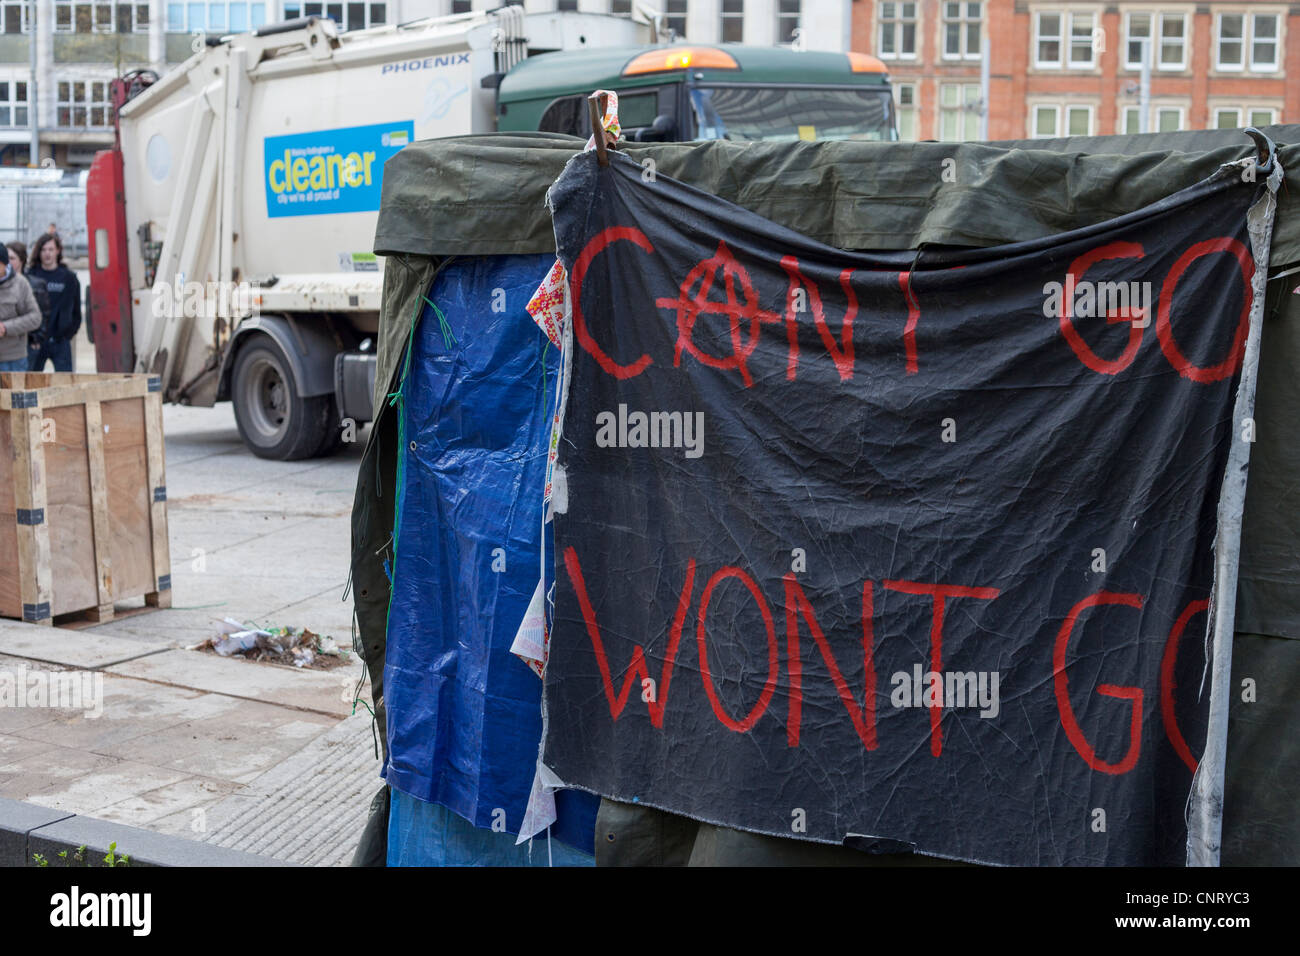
[1186,152,1283,866]
[515,257,579,844]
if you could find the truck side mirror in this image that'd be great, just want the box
[632,114,675,142]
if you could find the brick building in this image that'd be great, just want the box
[851,0,1298,140]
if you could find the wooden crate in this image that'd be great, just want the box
[0,372,171,625]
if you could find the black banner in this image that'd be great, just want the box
[544,152,1261,865]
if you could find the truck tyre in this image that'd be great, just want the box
[311,397,347,457]
[231,337,332,460]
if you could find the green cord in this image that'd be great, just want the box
[421,294,458,349]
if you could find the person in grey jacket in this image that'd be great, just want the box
[0,249,42,372]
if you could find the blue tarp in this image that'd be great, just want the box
[382,254,596,861]
[388,789,594,866]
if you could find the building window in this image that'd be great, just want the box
[1157,13,1186,70]
[1124,11,1150,67]
[665,0,687,38]
[1219,12,1281,72]
[1036,11,1097,69]
[281,2,384,29]
[1065,104,1092,135]
[170,1,270,31]
[57,80,113,130]
[1156,106,1183,132]
[720,0,743,42]
[878,1,917,60]
[1125,11,1187,70]
[942,2,981,60]
[611,0,632,13]
[1216,106,1276,128]
[1121,105,1140,134]
[1032,104,1059,138]
[1032,103,1092,138]
[0,81,28,127]
[1251,14,1279,70]
[1068,11,1094,68]
[938,82,979,141]
[1214,107,1241,129]
[777,0,800,44]
[1035,12,1063,66]
[557,0,578,10]
[1,0,30,33]
[54,1,150,33]
[1217,13,1244,69]
[450,0,470,11]
[894,83,916,140]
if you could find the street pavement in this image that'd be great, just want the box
[0,396,381,865]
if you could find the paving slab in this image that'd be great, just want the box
[24,761,194,813]
[201,710,381,865]
[0,744,122,800]
[0,627,170,669]
[105,648,357,717]
[93,775,240,829]
[110,715,337,784]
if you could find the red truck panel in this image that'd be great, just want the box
[86,148,135,373]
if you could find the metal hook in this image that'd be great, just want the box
[1243,127,1277,177]
[588,91,610,167]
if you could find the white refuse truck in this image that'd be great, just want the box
[86,8,650,459]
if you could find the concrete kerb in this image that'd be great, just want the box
[1,797,291,867]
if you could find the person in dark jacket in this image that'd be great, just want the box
[26,233,80,372]
[7,242,50,320]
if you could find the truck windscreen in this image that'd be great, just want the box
[689,86,896,142]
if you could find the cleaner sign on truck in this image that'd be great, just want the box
[264,122,413,216]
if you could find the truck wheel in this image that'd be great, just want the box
[311,398,347,457]
[231,338,332,460]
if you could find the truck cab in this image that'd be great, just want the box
[497,45,895,144]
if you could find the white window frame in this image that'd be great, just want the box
[1031,103,1060,138]
[938,82,980,141]
[1249,12,1280,72]
[53,0,151,34]
[719,0,743,43]
[1215,11,1245,71]
[1123,10,1151,68]
[1030,102,1094,138]
[1246,106,1278,127]
[877,1,918,61]
[0,79,29,128]
[942,1,982,62]
[893,81,917,140]
[1121,105,1141,134]
[777,0,801,45]
[282,1,385,31]
[55,78,114,130]
[1156,12,1188,71]
[1155,105,1185,132]
[1064,103,1094,136]
[0,0,31,33]
[1034,10,1065,68]
[1067,11,1097,69]
[1214,106,1242,128]
[168,1,273,32]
